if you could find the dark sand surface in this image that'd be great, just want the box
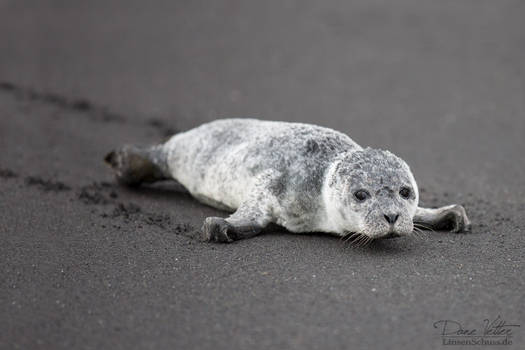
[1,1,524,349]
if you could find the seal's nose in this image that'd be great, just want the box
[384,213,399,224]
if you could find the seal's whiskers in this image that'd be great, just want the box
[411,227,427,240]
[414,222,435,233]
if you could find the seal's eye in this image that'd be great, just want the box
[399,187,412,199]
[353,190,370,202]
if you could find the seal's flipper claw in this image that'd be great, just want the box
[201,217,235,243]
[448,204,471,233]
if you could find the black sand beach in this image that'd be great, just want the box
[1,1,524,349]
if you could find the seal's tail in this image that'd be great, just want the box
[104,144,169,186]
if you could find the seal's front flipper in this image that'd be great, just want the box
[104,145,169,186]
[414,205,471,233]
[201,202,274,243]
[201,217,266,243]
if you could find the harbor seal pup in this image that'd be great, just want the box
[105,118,471,243]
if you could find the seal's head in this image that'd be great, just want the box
[324,148,419,239]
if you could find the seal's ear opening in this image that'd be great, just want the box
[104,151,117,168]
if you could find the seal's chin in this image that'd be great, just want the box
[363,230,403,240]
[368,228,407,239]
[381,231,401,239]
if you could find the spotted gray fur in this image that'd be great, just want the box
[105,118,471,243]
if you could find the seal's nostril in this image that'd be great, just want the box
[384,213,399,224]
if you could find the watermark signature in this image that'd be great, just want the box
[434,316,520,346]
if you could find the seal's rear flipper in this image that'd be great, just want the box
[104,145,169,186]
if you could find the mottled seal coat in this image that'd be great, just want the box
[105,118,470,243]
